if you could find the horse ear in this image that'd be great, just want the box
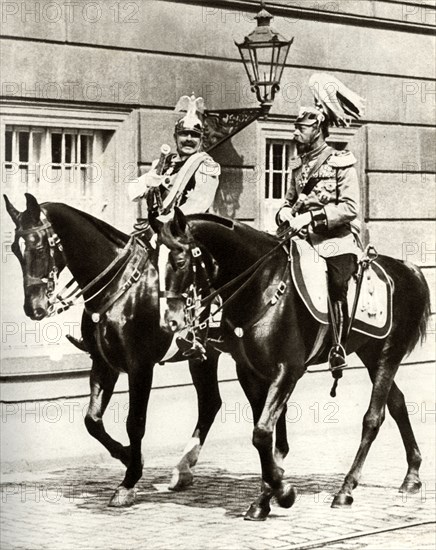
[172,207,188,236]
[25,193,41,224]
[3,195,21,226]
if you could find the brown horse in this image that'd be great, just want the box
[4,193,222,506]
[157,208,431,520]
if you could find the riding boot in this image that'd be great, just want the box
[328,300,348,371]
[66,334,89,353]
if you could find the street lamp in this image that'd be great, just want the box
[204,2,294,152]
[236,1,294,108]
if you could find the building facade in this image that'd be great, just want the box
[1,0,435,375]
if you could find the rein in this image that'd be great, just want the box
[197,225,296,310]
[179,227,297,335]
[49,237,136,315]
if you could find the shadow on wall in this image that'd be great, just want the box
[210,139,243,219]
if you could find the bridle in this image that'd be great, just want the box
[161,226,297,339]
[181,244,214,333]
[14,217,63,315]
[15,216,146,320]
[158,241,214,334]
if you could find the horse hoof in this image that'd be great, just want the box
[168,468,193,491]
[244,502,271,521]
[331,493,353,508]
[276,483,297,509]
[108,486,136,507]
[399,479,422,494]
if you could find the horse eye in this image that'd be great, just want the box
[176,259,187,268]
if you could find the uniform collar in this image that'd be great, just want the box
[301,142,329,163]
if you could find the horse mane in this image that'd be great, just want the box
[154,212,280,271]
[185,213,278,248]
[186,212,236,229]
[42,202,129,247]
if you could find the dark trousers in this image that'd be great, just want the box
[325,254,358,303]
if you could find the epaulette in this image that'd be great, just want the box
[327,150,356,168]
[199,157,221,176]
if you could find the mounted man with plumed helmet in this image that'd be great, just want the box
[276,73,366,372]
[128,93,221,225]
[67,95,221,354]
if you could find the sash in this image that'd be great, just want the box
[161,152,210,214]
[300,146,334,195]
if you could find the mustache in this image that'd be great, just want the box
[181,141,197,147]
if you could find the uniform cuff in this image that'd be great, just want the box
[310,208,328,233]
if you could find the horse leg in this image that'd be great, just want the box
[169,351,222,491]
[387,382,422,493]
[247,410,290,522]
[275,405,289,471]
[85,360,130,466]
[332,350,399,508]
[238,363,298,521]
[235,364,272,519]
[109,364,154,507]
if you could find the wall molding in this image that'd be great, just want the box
[1,35,434,83]
[175,0,436,35]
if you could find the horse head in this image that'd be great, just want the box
[4,193,65,320]
[155,208,216,333]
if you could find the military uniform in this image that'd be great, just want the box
[128,93,220,223]
[130,152,220,222]
[278,143,361,304]
[276,74,366,372]
[278,144,361,254]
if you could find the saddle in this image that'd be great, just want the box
[290,238,393,339]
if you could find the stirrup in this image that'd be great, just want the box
[66,334,88,353]
[328,343,347,372]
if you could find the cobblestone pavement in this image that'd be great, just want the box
[1,364,435,550]
[1,434,435,550]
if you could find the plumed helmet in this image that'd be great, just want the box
[296,74,365,129]
[308,73,365,127]
[294,106,325,126]
[174,93,205,135]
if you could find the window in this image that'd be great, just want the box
[1,103,133,365]
[2,126,104,213]
[260,138,296,233]
[265,140,294,200]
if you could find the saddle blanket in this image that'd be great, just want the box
[291,238,393,339]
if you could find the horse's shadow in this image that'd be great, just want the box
[66,466,348,516]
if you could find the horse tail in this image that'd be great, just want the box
[403,261,432,357]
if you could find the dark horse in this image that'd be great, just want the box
[4,193,223,506]
[158,209,431,520]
